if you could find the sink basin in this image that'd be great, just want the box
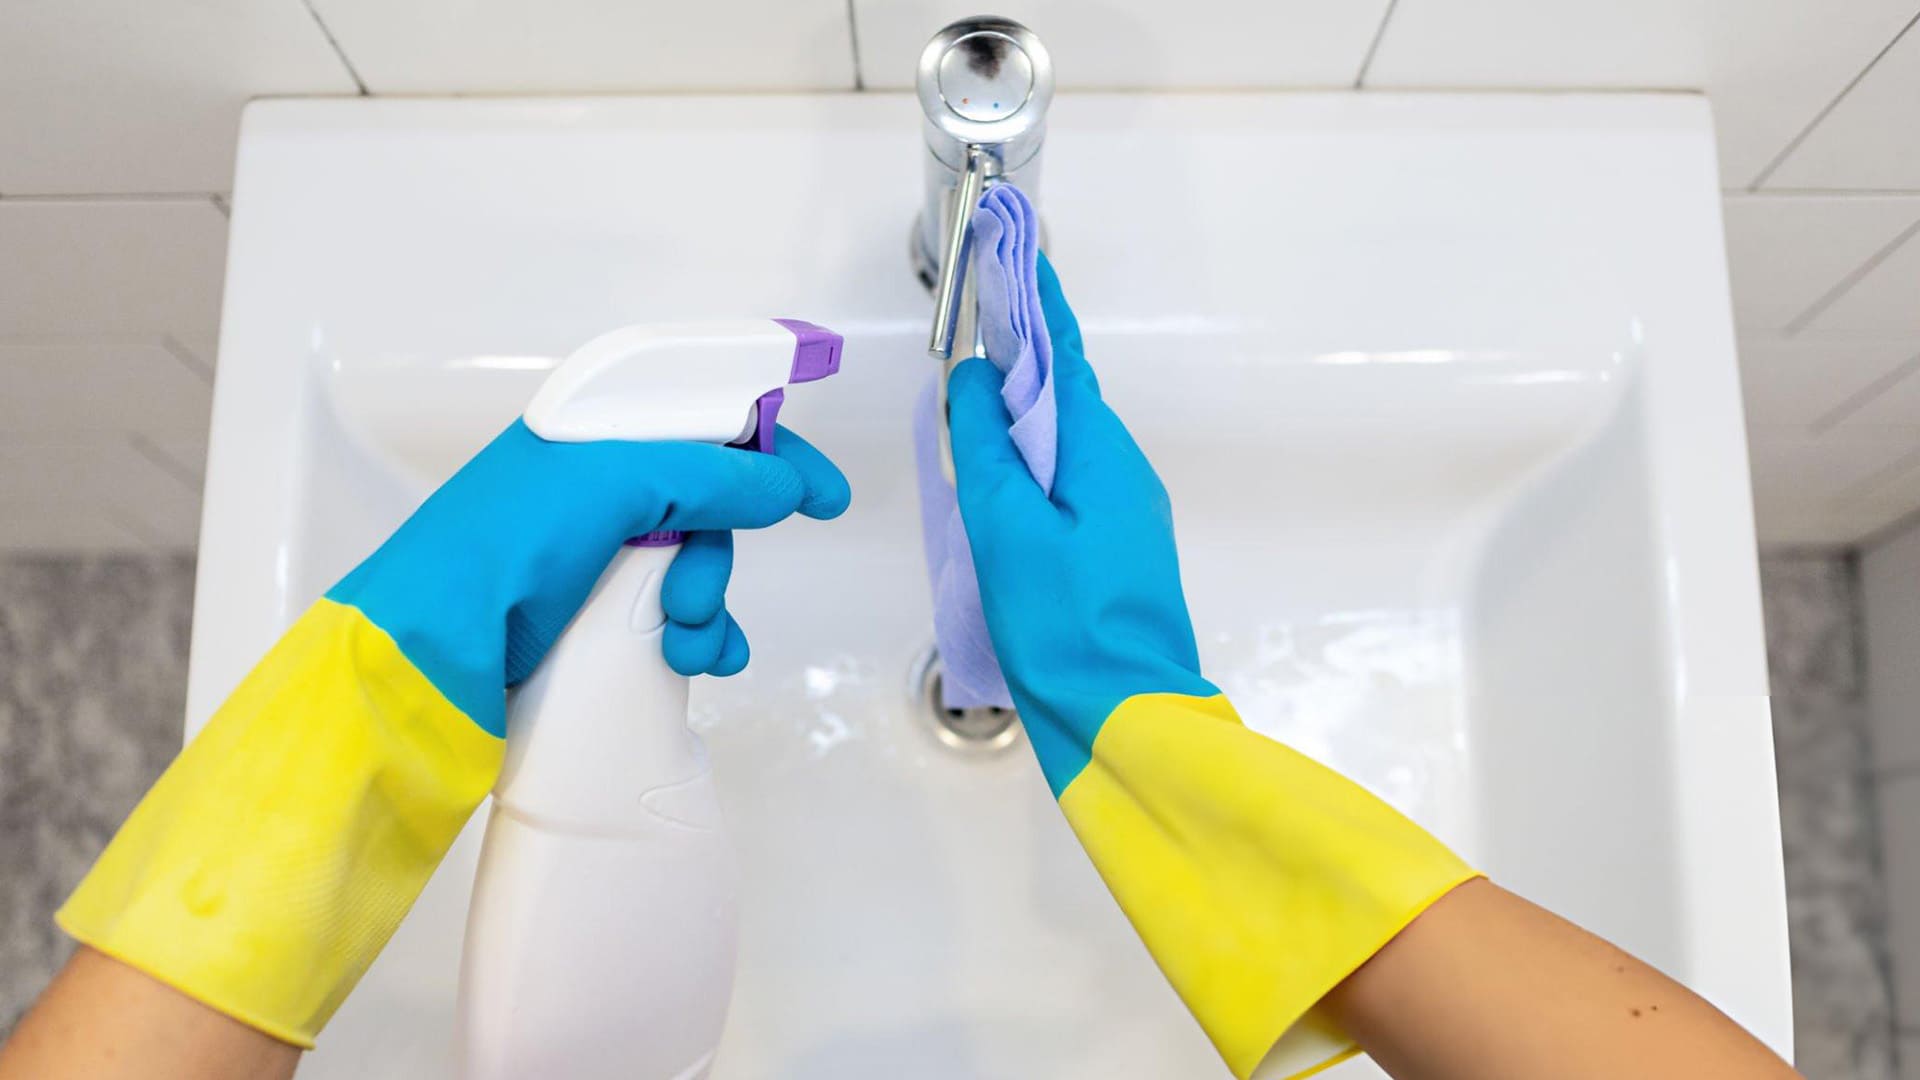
[194,91,1791,1077]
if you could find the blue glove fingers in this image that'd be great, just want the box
[663,609,730,677]
[711,616,750,677]
[636,442,808,536]
[662,530,732,627]
[1036,252,1100,408]
[1054,394,1173,523]
[663,610,750,678]
[947,357,1051,528]
[634,425,850,536]
[1035,251,1135,498]
[1028,257,1170,512]
[768,425,853,521]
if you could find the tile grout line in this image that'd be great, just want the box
[299,0,370,96]
[127,433,203,493]
[158,335,215,384]
[844,0,866,91]
[1742,188,1920,197]
[1748,7,1920,190]
[1758,542,1858,557]
[1784,214,1920,335]
[1352,0,1402,89]
[1810,347,1920,434]
[0,192,223,203]
[1851,496,1920,551]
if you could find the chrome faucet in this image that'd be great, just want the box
[914,16,1053,363]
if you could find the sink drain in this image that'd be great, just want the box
[911,647,1023,753]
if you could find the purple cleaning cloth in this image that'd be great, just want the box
[914,184,1056,710]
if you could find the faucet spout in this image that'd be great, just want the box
[928,144,996,360]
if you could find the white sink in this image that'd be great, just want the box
[194,92,1791,1077]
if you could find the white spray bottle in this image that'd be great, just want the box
[455,318,843,1080]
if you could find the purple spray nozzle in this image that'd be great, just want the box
[630,318,844,548]
[773,318,844,384]
[734,319,845,455]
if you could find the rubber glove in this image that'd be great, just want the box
[946,256,1478,1080]
[57,418,849,1048]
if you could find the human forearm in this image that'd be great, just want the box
[0,947,299,1080]
[1324,878,1800,1080]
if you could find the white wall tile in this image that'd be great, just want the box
[0,434,200,550]
[0,0,358,195]
[1755,500,1913,548]
[0,504,149,552]
[1768,18,1920,191]
[1826,354,1920,430]
[1755,504,1891,547]
[850,0,1392,89]
[1738,337,1920,427]
[1748,328,1920,536]
[1364,0,1920,189]
[1863,522,1920,772]
[1846,463,1920,550]
[1749,424,1920,492]
[1748,424,1920,544]
[0,341,211,437]
[0,201,228,362]
[309,0,855,93]
[1723,195,1920,330]
[1758,503,1858,541]
[1802,222,1920,336]
[1876,775,1920,1029]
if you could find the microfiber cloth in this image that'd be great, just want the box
[914,183,1056,709]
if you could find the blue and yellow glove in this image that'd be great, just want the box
[947,257,1479,1080]
[57,418,850,1047]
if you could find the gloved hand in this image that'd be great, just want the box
[58,418,849,1048]
[947,256,1477,1080]
[325,418,852,722]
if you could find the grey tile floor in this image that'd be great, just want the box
[0,552,1901,1076]
[1763,555,1900,1079]
[0,555,193,1038]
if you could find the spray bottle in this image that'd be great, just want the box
[456,318,843,1080]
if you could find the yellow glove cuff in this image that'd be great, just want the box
[57,599,503,1047]
[1057,692,1479,1079]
